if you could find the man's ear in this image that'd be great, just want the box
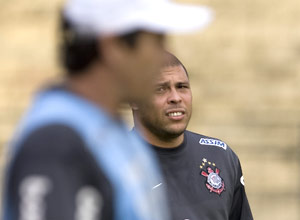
[130,102,139,111]
[99,36,121,66]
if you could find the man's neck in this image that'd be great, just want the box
[135,125,184,148]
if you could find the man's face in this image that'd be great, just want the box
[113,32,165,102]
[136,65,192,140]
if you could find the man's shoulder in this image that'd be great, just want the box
[16,124,87,159]
[185,130,241,167]
[185,130,234,153]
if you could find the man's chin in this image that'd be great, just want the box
[164,127,186,138]
[167,123,187,133]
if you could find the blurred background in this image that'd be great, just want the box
[1,0,300,219]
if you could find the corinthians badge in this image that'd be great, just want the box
[200,158,225,195]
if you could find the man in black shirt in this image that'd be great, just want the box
[132,52,253,220]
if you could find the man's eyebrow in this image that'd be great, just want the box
[155,81,170,87]
[176,81,190,85]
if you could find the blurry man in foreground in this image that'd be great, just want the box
[132,52,253,220]
[2,0,213,219]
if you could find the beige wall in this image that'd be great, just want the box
[1,0,300,219]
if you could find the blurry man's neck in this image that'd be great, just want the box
[66,63,121,119]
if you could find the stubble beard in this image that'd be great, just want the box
[140,114,189,143]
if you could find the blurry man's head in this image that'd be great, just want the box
[60,0,212,102]
[60,19,165,103]
[133,52,192,142]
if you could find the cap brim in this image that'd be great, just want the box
[101,4,213,35]
[136,4,214,34]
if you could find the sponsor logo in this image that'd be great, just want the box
[200,158,225,195]
[199,138,227,150]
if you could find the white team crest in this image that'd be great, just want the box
[200,158,225,195]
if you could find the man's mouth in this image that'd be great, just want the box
[167,112,183,117]
[166,109,185,120]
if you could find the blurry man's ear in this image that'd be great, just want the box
[130,102,139,111]
[99,36,123,66]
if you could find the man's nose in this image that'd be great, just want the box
[167,88,182,104]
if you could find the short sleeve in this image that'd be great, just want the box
[229,159,253,220]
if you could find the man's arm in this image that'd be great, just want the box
[4,125,114,220]
[229,159,253,220]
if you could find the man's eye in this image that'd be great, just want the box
[156,87,166,92]
[178,85,189,89]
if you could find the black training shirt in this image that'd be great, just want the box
[149,130,253,220]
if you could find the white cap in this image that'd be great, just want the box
[63,0,213,36]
